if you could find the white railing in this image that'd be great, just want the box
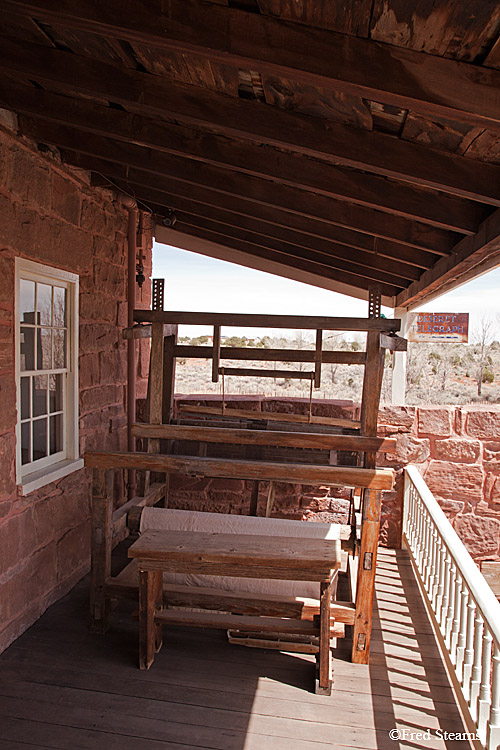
[403,465,500,750]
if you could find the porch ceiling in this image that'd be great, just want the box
[2,0,500,307]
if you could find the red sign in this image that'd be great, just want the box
[408,312,469,343]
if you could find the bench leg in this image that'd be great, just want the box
[315,578,332,695]
[139,570,163,670]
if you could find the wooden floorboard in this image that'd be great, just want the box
[0,548,473,749]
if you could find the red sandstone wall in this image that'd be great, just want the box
[165,397,500,562]
[0,118,151,653]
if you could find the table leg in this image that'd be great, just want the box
[139,569,163,670]
[316,578,332,695]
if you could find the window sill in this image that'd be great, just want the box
[19,458,85,496]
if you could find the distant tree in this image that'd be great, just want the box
[473,317,496,396]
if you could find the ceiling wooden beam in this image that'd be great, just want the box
[1,66,499,205]
[61,148,456,255]
[19,116,484,233]
[95,176,446,269]
[162,220,404,296]
[161,209,420,283]
[99,178,435,271]
[4,0,500,128]
[396,208,500,309]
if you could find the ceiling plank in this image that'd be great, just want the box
[1,64,499,205]
[95,176,438,270]
[60,148,456,255]
[396,208,500,309]
[162,208,420,282]
[159,221,403,297]
[19,116,484,233]
[4,0,500,128]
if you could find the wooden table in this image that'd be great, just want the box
[128,529,342,694]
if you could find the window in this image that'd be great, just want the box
[16,259,83,494]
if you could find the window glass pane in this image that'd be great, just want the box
[20,327,35,371]
[50,414,63,455]
[53,329,67,369]
[33,374,48,417]
[21,376,31,420]
[33,418,47,461]
[37,283,52,326]
[53,286,66,327]
[20,279,35,324]
[49,374,63,413]
[21,422,31,465]
[37,328,52,370]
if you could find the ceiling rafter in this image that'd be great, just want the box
[0,50,499,205]
[4,0,500,128]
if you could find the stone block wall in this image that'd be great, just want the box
[0,117,151,653]
[164,396,500,562]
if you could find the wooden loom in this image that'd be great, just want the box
[85,288,405,684]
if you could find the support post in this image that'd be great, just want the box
[391,306,408,405]
[316,577,333,694]
[138,569,163,670]
[89,468,114,633]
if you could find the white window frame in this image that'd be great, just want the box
[15,258,83,495]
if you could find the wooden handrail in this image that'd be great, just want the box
[133,309,400,332]
[85,451,395,490]
[131,423,396,453]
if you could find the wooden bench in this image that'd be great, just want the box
[128,528,341,694]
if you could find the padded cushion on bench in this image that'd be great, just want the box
[138,507,341,599]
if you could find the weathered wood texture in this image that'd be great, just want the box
[0,548,473,750]
[177,403,361,429]
[84,451,395,490]
[131,423,397,453]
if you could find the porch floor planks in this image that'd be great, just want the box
[0,549,473,750]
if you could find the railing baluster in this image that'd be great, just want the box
[463,598,476,702]
[440,551,451,633]
[450,571,462,664]
[456,585,469,681]
[445,561,456,649]
[487,642,500,750]
[478,625,493,744]
[470,611,484,722]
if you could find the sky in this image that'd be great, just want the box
[152,240,500,341]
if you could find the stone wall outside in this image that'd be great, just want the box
[0,119,151,653]
[166,396,500,562]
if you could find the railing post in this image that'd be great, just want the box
[456,586,469,681]
[470,611,485,722]
[463,598,476,701]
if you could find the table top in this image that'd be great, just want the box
[128,529,341,575]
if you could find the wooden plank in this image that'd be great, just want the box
[249,480,259,517]
[218,367,315,380]
[171,222,404,296]
[19,116,482,235]
[135,310,400,332]
[162,332,177,425]
[122,323,177,340]
[265,481,276,517]
[6,1,500,128]
[129,529,341,572]
[131,423,397,452]
[352,515,381,665]
[379,333,407,352]
[211,325,221,383]
[314,329,322,389]
[155,610,321,635]
[84,451,395,490]
[396,206,500,309]
[111,481,165,538]
[69,150,457,257]
[138,570,163,670]
[177,403,361,429]
[89,468,113,634]
[175,345,366,365]
[316,579,332,694]
[149,322,164,426]
[105,578,355,622]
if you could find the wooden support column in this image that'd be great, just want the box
[316,578,333,695]
[161,329,177,508]
[89,468,114,633]
[138,569,163,670]
[391,307,408,405]
[314,329,323,389]
[212,325,221,383]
